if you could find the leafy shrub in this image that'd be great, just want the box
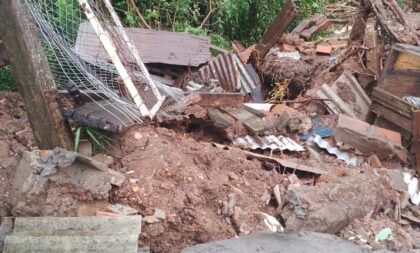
[0,66,15,91]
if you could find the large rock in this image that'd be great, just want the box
[182,231,370,253]
[10,149,112,216]
[283,171,395,234]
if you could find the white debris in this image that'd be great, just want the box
[254,212,284,233]
[403,172,420,205]
[275,51,301,61]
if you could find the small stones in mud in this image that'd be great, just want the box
[154,208,167,220]
[143,216,161,224]
[143,208,167,224]
[222,193,237,217]
[227,172,239,181]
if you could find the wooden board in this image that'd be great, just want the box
[212,143,329,175]
[0,0,73,150]
[74,21,211,67]
[253,0,296,60]
[193,93,245,108]
[394,52,420,71]
[222,107,272,134]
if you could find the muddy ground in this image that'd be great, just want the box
[0,92,35,217]
[0,92,420,253]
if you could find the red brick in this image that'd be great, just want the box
[281,44,297,52]
[316,45,332,55]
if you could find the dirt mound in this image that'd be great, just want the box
[262,55,316,99]
[0,92,35,216]
[111,126,278,253]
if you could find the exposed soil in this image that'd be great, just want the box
[110,125,279,252]
[0,92,35,217]
[262,55,316,99]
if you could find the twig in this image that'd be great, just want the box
[199,1,216,29]
[328,47,359,72]
[129,0,151,29]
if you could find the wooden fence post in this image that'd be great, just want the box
[0,0,73,150]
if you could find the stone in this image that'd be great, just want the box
[108,204,138,216]
[182,231,370,253]
[153,208,167,220]
[284,171,393,234]
[132,186,140,193]
[227,172,239,181]
[78,140,93,157]
[368,154,382,168]
[143,216,160,224]
[10,150,112,217]
[92,153,115,168]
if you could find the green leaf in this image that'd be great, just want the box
[74,127,82,152]
[86,128,106,150]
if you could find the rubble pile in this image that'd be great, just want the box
[1,0,420,252]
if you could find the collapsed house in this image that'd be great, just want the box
[0,0,420,252]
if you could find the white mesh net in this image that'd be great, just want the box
[26,0,185,125]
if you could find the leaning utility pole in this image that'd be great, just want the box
[0,0,73,150]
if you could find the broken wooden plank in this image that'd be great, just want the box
[370,103,412,132]
[0,0,73,150]
[394,51,420,70]
[190,92,245,108]
[412,110,420,176]
[291,19,310,34]
[253,0,297,61]
[364,17,381,78]
[212,143,329,175]
[74,21,211,67]
[371,88,413,119]
[300,15,331,40]
[222,107,272,134]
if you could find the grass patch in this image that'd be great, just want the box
[0,66,16,91]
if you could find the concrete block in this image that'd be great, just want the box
[3,235,139,253]
[3,216,142,253]
[12,216,141,236]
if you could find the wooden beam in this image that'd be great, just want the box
[0,0,73,150]
[253,0,296,63]
[190,92,245,108]
[0,40,8,67]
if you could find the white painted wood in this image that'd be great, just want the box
[103,0,165,118]
[78,0,150,118]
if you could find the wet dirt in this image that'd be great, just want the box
[0,92,35,217]
[262,55,315,99]
[110,125,279,253]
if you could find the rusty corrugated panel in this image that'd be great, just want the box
[234,135,304,152]
[74,21,212,67]
[199,53,257,93]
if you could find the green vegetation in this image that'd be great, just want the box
[74,125,114,154]
[113,0,333,48]
[0,66,15,91]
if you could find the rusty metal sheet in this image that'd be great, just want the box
[74,21,212,67]
[199,53,257,93]
[234,135,304,152]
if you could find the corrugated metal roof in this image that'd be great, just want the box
[310,135,357,166]
[234,135,305,152]
[199,53,257,93]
